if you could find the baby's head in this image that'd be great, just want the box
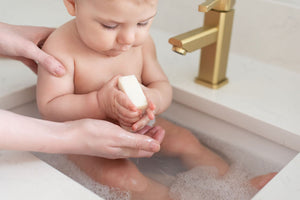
[63,0,158,56]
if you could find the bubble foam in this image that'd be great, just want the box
[169,164,258,200]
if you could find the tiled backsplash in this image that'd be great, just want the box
[153,0,300,73]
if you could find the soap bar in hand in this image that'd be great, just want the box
[118,75,148,110]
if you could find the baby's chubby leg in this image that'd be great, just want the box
[155,117,229,176]
[68,155,172,200]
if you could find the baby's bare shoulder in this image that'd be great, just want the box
[42,20,76,70]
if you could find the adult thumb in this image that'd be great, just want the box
[35,49,66,77]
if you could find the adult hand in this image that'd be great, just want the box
[0,22,65,76]
[1,110,163,159]
[66,119,165,159]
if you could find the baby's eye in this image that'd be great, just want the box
[101,23,118,30]
[137,21,149,27]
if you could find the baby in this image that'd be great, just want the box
[36,0,275,199]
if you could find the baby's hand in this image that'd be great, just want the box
[132,100,156,131]
[97,75,141,124]
[117,75,157,131]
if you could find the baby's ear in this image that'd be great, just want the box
[63,0,76,16]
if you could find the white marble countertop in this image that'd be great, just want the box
[0,150,103,200]
[151,29,300,152]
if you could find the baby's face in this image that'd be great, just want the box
[74,0,158,57]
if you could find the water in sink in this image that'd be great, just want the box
[33,126,280,200]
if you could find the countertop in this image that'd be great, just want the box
[0,150,102,200]
[152,30,300,152]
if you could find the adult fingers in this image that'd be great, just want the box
[19,58,38,74]
[117,132,161,153]
[144,126,165,144]
[33,48,65,77]
[111,147,155,159]
[20,42,65,77]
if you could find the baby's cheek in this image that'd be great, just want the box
[134,34,149,46]
[88,32,115,51]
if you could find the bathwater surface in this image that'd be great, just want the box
[34,125,281,200]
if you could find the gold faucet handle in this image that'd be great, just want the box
[198,0,235,12]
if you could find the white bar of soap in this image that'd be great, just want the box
[118,75,148,110]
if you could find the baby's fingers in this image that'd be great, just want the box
[132,114,152,131]
[115,99,141,124]
[116,90,138,112]
[145,99,156,120]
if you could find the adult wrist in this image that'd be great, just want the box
[56,121,86,155]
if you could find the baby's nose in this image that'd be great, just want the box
[117,28,135,45]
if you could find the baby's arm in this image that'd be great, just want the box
[37,34,139,123]
[131,36,173,131]
[36,37,102,122]
[141,36,173,115]
[37,66,102,122]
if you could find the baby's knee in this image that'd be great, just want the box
[176,129,202,150]
[100,160,148,193]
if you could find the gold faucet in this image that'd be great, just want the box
[169,0,235,89]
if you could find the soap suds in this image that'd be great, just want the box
[169,164,258,200]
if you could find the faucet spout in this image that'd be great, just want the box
[169,26,218,55]
[168,3,235,89]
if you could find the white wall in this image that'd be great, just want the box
[1,0,299,73]
[152,0,300,73]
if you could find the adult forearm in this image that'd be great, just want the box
[0,109,68,153]
[0,109,162,158]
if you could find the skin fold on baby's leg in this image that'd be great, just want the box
[68,155,172,200]
[155,117,229,176]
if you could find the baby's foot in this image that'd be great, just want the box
[250,172,277,190]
